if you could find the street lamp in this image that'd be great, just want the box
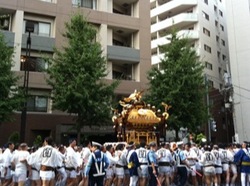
[20,22,34,143]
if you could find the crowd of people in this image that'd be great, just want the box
[0,137,250,186]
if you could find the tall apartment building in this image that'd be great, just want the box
[0,0,151,145]
[226,0,250,142]
[150,0,233,142]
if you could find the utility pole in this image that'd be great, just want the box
[205,74,211,142]
[20,22,34,143]
[224,59,234,143]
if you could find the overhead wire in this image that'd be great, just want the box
[205,73,250,100]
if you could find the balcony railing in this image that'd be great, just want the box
[151,53,164,65]
[39,0,57,3]
[151,0,197,18]
[72,0,97,9]
[151,13,198,33]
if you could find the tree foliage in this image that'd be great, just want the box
[0,33,23,123]
[33,135,43,147]
[8,131,20,145]
[195,133,207,145]
[46,13,119,129]
[146,30,207,135]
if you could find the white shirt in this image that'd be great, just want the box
[31,145,60,167]
[2,148,13,167]
[115,150,126,166]
[81,147,91,167]
[0,152,4,176]
[76,151,82,167]
[191,147,202,161]
[211,149,222,166]
[136,147,148,164]
[157,148,173,163]
[105,151,119,165]
[0,153,3,164]
[227,149,236,163]
[57,152,65,167]
[65,146,79,169]
[200,151,216,166]
[11,150,30,173]
[219,148,230,163]
[184,149,197,166]
[27,152,41,171]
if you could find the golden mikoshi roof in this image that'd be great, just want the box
[127,108,161,124]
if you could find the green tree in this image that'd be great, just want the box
[195,133,207,145]
[46,13,119,138]
[8,131,20,145]
[33,135,43,147]
[146,30,207,140]
[0,33,23,123]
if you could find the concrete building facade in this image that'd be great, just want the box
[226,0,250,142]
[0,0,151,145]
[150,0,233,142]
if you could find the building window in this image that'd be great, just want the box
[219,67,222,74]
[215,20,218,27]
[204,0,208,4]
[216,35,219,42]
[203,27,210,36]
[204,44,211,53]
[202,11,209,20]
[219,10,223,17]
[72,0,97,9]
[221,39,225,46]
[0,14,11,31]
[23,20,51,37]
[27,95,48,112]
[205,61,213,70]
[217,51,221,58]
[214,5,217,12]
[222,54,226,60]
[220,24,224,31]
[112,63,133,80]
[208,79,214,88]
[217,52,221,63]
[20,56,48,72]
[113,39,124,46]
